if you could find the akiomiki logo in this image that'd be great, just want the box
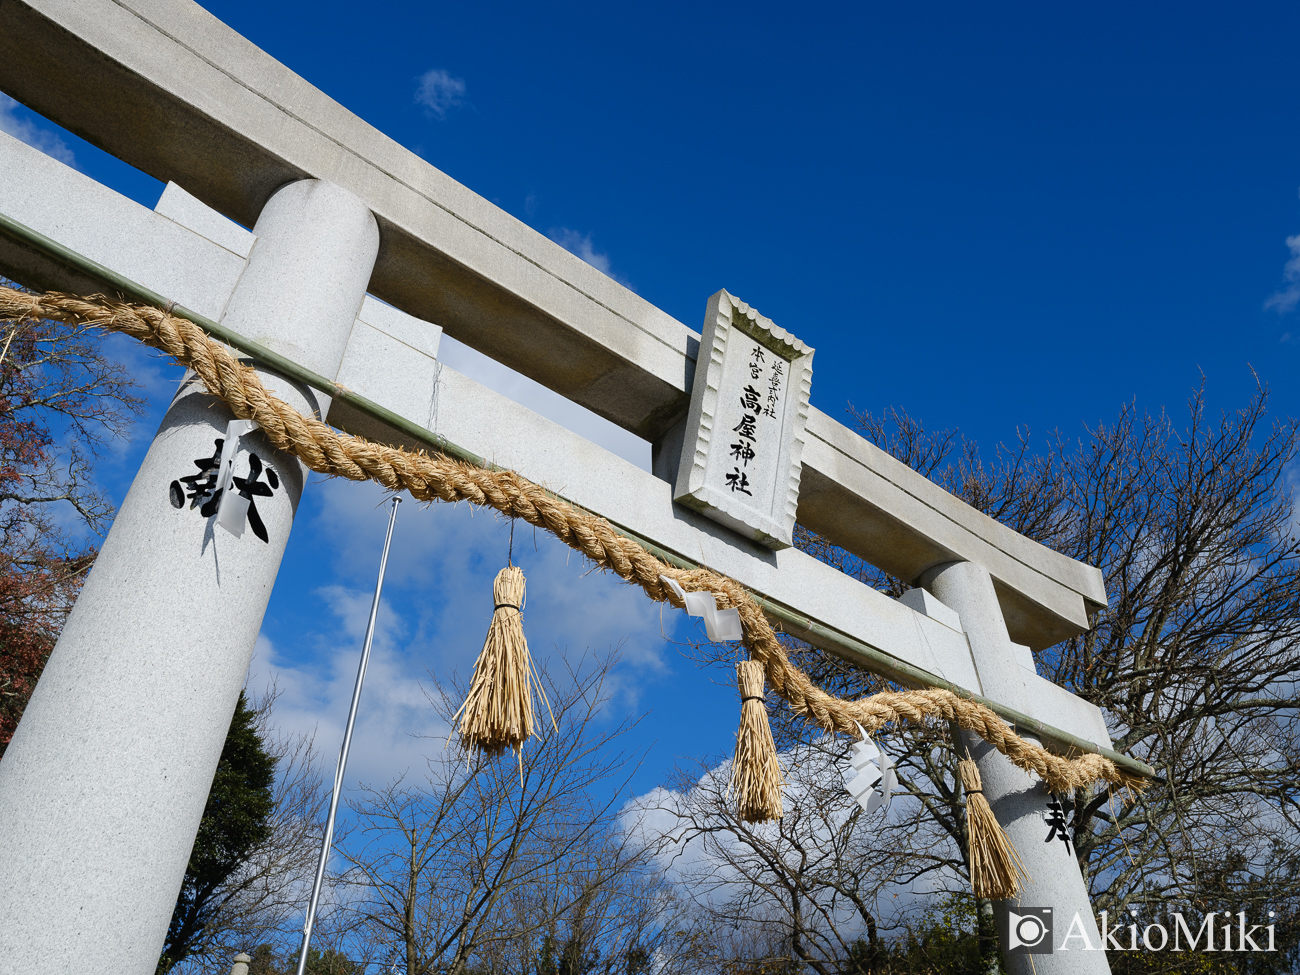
[1006,908,1053,954]
[1016,907,1280,953]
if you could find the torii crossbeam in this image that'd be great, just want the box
[0,3,1146,972]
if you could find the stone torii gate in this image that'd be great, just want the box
[0,2,1150,972]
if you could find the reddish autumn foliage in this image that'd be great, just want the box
[0,550,90,750]
[0,286,143,755]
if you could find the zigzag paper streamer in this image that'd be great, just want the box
[842,722,896,818]
[659,575,743,642]
[216,418,259,537]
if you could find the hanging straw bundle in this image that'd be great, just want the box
[959,750,1028,899]
[453,565,554,761]
[729,659,784,822]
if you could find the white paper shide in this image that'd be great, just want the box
[842,724,896,819]
[659,574,743,642]
[674,290,813,549]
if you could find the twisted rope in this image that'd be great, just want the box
[0,286,1147,795]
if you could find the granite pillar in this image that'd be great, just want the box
[922,560,1111,974]
[0,179,378,973]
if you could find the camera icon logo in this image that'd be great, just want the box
[1006,907,1053,954]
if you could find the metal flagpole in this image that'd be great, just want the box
[296,495,402,975]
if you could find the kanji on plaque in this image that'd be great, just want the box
[725,467,753,496]
[674,290,813,549]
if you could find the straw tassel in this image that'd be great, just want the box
[959,750,1029,899]
[453,564,554,761]
[729,659,784,822]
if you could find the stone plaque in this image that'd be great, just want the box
[674,290,813,549]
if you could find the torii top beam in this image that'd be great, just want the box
[0,0,1105,649]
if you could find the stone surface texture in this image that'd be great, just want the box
[155,180,255,259]
[328,296,443,447]
[0,178,378,975]
[798,412,1106,647]
[0,0,1106,650]
[673,290,813,549]
[899,587,962,631]
[898,586,1108,745]
[923,561,1111,975]
[219,180,377,382]
[0,129,247,318]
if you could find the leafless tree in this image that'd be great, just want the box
[475,843,701,975]
[0,281,145,752]
[680,382,1300,970]
[0,281,143,549]
[1034,395,1298,925]
[634,736,945,975]
[799,385,1300,927]
[337,652,689,975]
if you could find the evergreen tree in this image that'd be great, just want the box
[245,944,363,975]
[156,691,276,973]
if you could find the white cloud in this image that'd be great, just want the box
[620,740,956,932]
[549,228,614,276]
[1266,233,1300,315]
[246,600,449,791]
[415,69,467,119]
[548,227,636,291]
[252,476,672,791]
[0,93,75,166]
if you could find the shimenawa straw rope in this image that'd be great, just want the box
[0,287,1148,812]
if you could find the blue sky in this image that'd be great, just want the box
[5,1,1300,802]
[198,0,1300,440]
